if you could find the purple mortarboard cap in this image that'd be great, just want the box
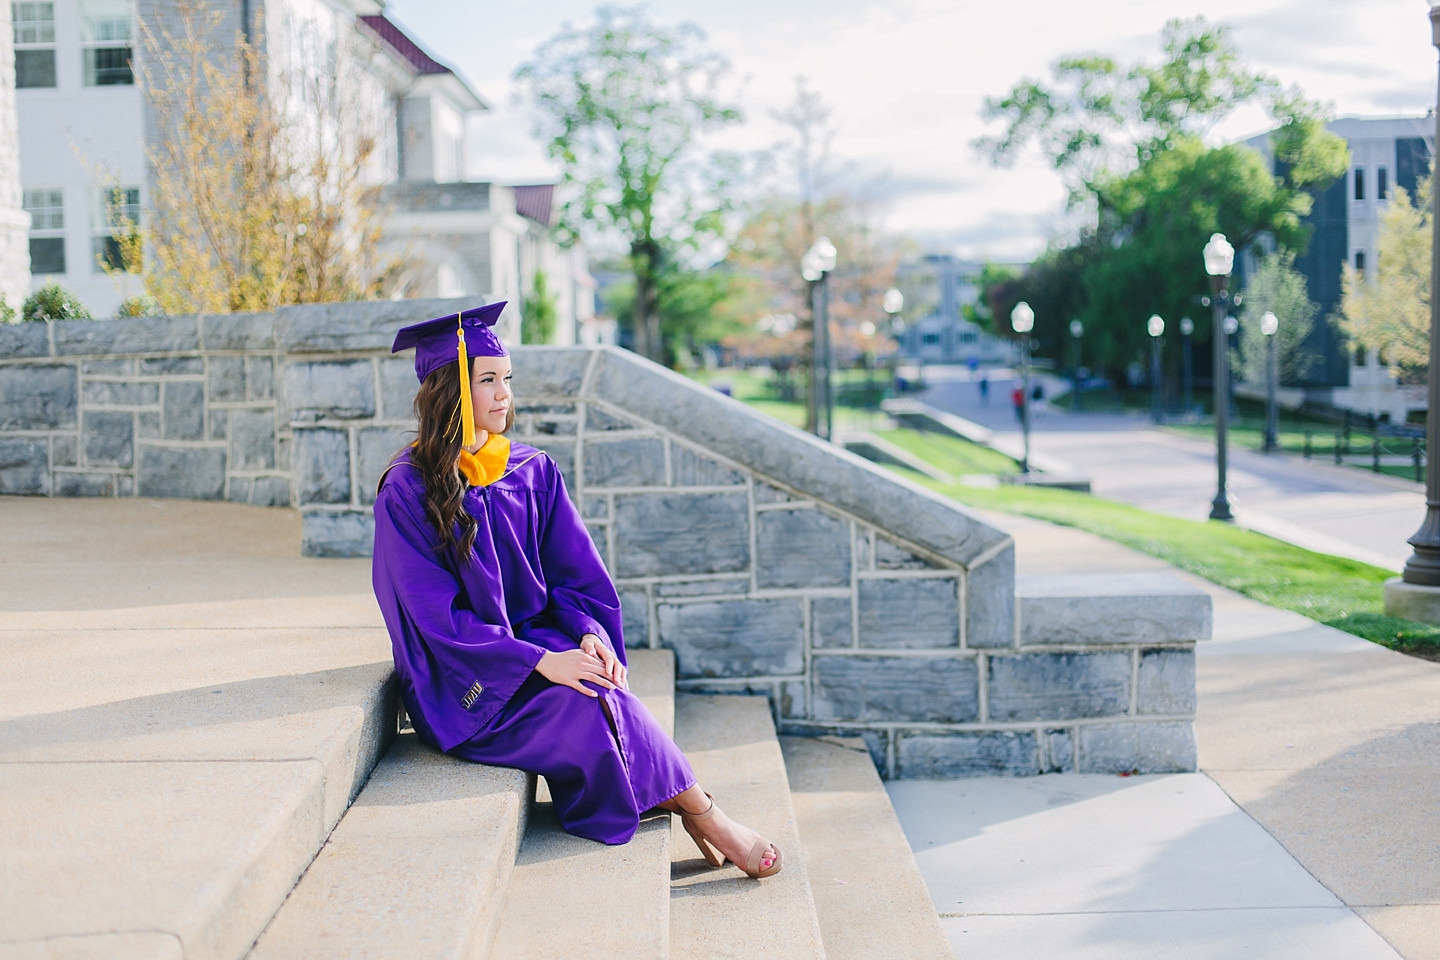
[391,302,508,383]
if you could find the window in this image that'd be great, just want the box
[1378,166,1389,201]
[1355,250,1366,274]
[922,333,941,346]
[13,2,56,88]
[80,0,133,86]
[22,188,65,274]
[90,186,139,272]
[1354,167,1366,201]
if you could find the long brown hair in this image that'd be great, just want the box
[408,360,515,559]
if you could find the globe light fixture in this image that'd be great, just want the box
[1180,317,1194,336]
[883,288,904,316]
[1203,233,1235,278]
[1147,315,1164,423]
[1069,319,1083,338]
[1261,312,1279,336]
[1011,301,1035,333]
[1147,314,1164,338]
[1011,302,1035,472]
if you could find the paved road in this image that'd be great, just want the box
[917,366,1424,571]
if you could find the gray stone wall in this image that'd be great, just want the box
[0,304,1205,779]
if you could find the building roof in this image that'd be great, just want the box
[513,184,556,226]
[359,15,451,75]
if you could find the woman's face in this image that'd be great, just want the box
[471,356,512,435]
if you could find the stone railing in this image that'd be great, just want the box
[0,301,1205,778]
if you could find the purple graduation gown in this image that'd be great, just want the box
[371,442,695,844]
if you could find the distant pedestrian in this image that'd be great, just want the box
[979,376,989,406]
[1012,385,1024,423]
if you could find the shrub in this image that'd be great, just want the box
[23,283,92,321]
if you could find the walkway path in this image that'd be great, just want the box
[890,507,1440,959]
[918,366,1424,571]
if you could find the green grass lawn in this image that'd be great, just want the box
[1166,417,1424,483]
[872,428,1019,476]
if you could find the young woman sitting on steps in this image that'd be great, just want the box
[371,304,779,878]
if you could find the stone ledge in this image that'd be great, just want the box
[1017,572,1212,645]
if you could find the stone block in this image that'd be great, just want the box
[0,320,50,358]
[613,492,749,577]
[276,436,291,472]
[83,411,134,468]
[584,405,639,431]
[0,363,77,430]
[294,428,352,505]
[811,597,853,648]
[857,577,960,648]
[231,408,277,471]
[782,723,889,772]
[285,360,375,422]
[897,731,1039,778]
[1016,572,1212,644]
[82,380,158,407]
[966,544,1015,649]
[658,598,803,678]
[586,522,607,557]
[509,347,589,399]
[357,426,411,505]
[301,510,375,557]
[1078,721,1197,774]
[1046,729,1075,773]
[251,476,293,507]
[772,680,802,719]
[209,409,229,441]
[248,356,275,400]
[138,412,160,439]
[672,446,745,486]
[653,578,749,598]
[203,310,275,351]
[856,529,873,569]
[812,655,978,723]
[55,471,116,496]
[379,356,419,421]
[619,588,649,648]
[52,434,76,467]
[140,356,203,376]
[0,439,47,494]
[582,496,608,519]
[137,446,227,500]
[524,411,577,437]
[584,437,665,487]
[987,652,1131,722]
[1137,649,1196,715]
[228,477,253,503]
[83,358,132,375]
[542,442,576,493]
[207,356,246,402]
[163,381,205,441]
[756,507,851,589]
[875,536,934,569]
[53,314,199,355]
[1383,577,1440,625]
[754,482,798,504]
[276,297,467,352]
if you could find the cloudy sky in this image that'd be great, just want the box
[385,0,1438,262]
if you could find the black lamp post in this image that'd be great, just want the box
[803,237,838,441]
[1203,233,1236,521]
[1400,2,1440,584]
[884,287,904,398]
[1012,301,1035,473]
[1069,319,1084,411]
[1180,317,1194,413]
[1147,314,1165,424]
[1261,311,1280,453]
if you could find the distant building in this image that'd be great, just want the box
[894,254,1013,365]
[0,0,28,311]
[1244,116,1434,418]
[15,0,590,341]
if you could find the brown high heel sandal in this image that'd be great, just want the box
[678,792,783,879]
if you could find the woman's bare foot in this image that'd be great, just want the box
[663,785,778,873]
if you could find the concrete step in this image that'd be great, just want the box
[780,737,951,960]
[486,649,677,960]
[670,695,827,960]
[247,734,530,960]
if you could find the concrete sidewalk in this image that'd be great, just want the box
[889,510,1440,959]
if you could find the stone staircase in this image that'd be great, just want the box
[240,651,948,960]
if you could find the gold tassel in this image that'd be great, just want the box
[456,313,476,447]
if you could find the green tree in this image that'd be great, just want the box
[515,7,742,364]
[0,296,15,324]
[23,284,92,321]
[522,271,559,345]
[603,262,747,366]
[962,263,1022,331]
[1338,177,1431,380]
[1235,250,1318,385]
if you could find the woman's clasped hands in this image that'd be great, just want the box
[535,633,628,697]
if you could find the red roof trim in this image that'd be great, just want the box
[359,15,451,76]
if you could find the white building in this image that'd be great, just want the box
[14,0,592,342]
[894,254,1013,366]
[0,0,28,311]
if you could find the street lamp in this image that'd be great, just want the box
[1012,301,1035,473]
[1203,232,1236,521]
[1180,317,1195,413]
[802,237,838,440]
[1261,311,1280,453]
[883,287,904,396]
[1069,319,1084,411]
[1147,314,1165,424]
